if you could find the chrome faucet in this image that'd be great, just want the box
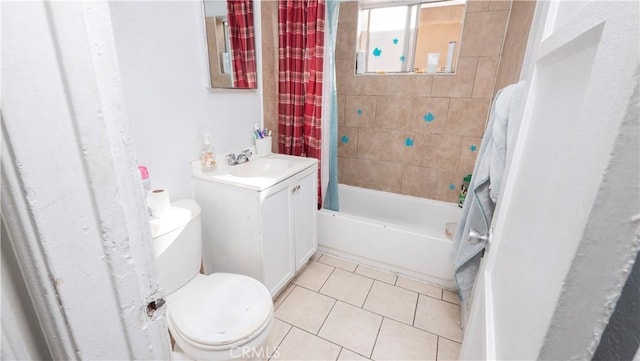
[225,149,252,165]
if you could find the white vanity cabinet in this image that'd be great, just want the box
[192,155,317,297]
[291,168,317,270]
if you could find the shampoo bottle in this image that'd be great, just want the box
[200,134,216,172]
[458,174,472,208]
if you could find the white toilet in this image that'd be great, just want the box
[150,199,274,360]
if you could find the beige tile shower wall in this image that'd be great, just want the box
[261,0,279,151]
[336,0,510,203]
[259,0,527,203]
[494,0,537,93]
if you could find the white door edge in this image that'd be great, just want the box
[483,271,496,361]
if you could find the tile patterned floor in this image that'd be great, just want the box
[264,252,463,361]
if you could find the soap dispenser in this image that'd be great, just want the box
[200,134,216,172]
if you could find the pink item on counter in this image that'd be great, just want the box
[138,166,149,180]
[138,166,151,192]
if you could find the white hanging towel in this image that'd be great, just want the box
[452,81,526,303]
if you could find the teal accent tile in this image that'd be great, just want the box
[470,145,477,152]
[356,109,363,115]
[449,183,456,190]
[423,112,435,122]
[405,138,414,147]
[341,135,350,144]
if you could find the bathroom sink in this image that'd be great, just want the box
[231,157,293,178]
[192,154,317,191]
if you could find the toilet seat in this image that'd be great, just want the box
[167,273,273,350]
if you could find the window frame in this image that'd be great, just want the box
[357,0,467,74]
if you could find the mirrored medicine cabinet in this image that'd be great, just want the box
[202,0,257,89]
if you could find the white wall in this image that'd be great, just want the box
[109,1,263,199]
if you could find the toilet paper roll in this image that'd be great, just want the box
[147,188,171,218]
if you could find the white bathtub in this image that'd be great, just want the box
[318,184,461,289]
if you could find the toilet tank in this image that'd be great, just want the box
[150,199,202,295]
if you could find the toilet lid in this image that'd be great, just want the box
[167,273,273,347]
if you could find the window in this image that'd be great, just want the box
[357,0,466,74]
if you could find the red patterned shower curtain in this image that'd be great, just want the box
[278,0,325,207]
[227,0,257,88]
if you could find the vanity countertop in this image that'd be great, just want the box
[191,153,317,191]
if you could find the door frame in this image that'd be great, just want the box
[1,1,171,359]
